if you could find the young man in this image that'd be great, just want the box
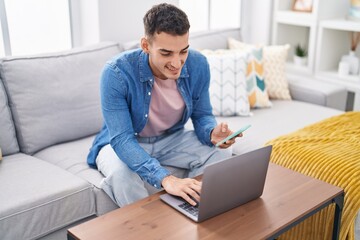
[87,3,242,207]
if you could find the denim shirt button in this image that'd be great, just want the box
[145,114,148,118]
[134,132,138,136]
[148,92,151,96]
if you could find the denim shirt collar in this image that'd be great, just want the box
[138,50,190,83]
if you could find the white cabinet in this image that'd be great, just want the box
[316,19,360,110]
[272,0,348,74]
[272,11,316,75]
[272,0,360,110]
[316,19,360,87]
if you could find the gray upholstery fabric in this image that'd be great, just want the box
[288,76,347,111]
[0,42,120,154]
[0,153,95,240]
[93,187,119,215]
[121,39,140,51]
[189,28,241,50]
[37,216,96,240]
[215,100,343,155]
[33,136,119,215]
[34,136,104,188]
[0,79,18,155]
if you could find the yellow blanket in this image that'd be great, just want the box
[266,111,360,240]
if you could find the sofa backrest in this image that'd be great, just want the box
[0,42,121,154]
[0,79,19,155]
[189,28,241,50]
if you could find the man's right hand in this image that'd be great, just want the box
[161,175,201,206]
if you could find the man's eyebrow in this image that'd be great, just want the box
[159,49,172,53]
[181,45,190,51]
[159,45,190,53]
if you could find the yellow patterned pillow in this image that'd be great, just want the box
[228,38,291,100]
[263,44,291,100]
[246,47,272,108]
[228,38,272,108]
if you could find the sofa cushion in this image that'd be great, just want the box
[33,136,118,215]
[0,42,120,154]
[201,49,251,116]
[0,153,95,240]
[34,136,103,188]
[215,100,343,155]
[288,76,348,111]
[0,79,19,155]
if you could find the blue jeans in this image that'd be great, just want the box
[96,130,232,207]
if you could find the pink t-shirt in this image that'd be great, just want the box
[139,77,185,137]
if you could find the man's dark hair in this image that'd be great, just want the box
[143,3,190,40]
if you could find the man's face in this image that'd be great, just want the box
[142,32,189,80]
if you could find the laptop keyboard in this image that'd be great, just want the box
[178,202,199,217]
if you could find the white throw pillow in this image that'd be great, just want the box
[201,49,252,116]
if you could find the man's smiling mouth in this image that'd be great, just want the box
[166,65,180,74]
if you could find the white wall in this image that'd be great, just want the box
[79,0,99,46]
[75,0,273,46]
[98,0,178,43]
[73,0,178,46]
[70,0,99,47]
[241,0,273,45]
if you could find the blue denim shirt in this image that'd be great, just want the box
[87,48,216,188]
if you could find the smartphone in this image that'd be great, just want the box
[215,124,251,147]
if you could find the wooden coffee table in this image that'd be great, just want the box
[68,163,344,240]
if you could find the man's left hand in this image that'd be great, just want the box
[211,122,242,148]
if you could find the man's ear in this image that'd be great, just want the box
[141,37,150,53]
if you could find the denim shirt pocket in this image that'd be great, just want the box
[192,95,200,108]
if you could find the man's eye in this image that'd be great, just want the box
[180,51,188,54]
[161,53,171,57]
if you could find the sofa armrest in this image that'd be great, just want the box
[288,75,347,111]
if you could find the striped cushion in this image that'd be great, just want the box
[201,49,251,116]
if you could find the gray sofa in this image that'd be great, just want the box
[0,28,348,240]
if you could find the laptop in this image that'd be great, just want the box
[160,145,272,222]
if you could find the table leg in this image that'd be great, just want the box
[67,233,77,240]
[267,192,344,240]
[332,193,344,240]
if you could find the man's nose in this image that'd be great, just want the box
[171,55,182,68]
